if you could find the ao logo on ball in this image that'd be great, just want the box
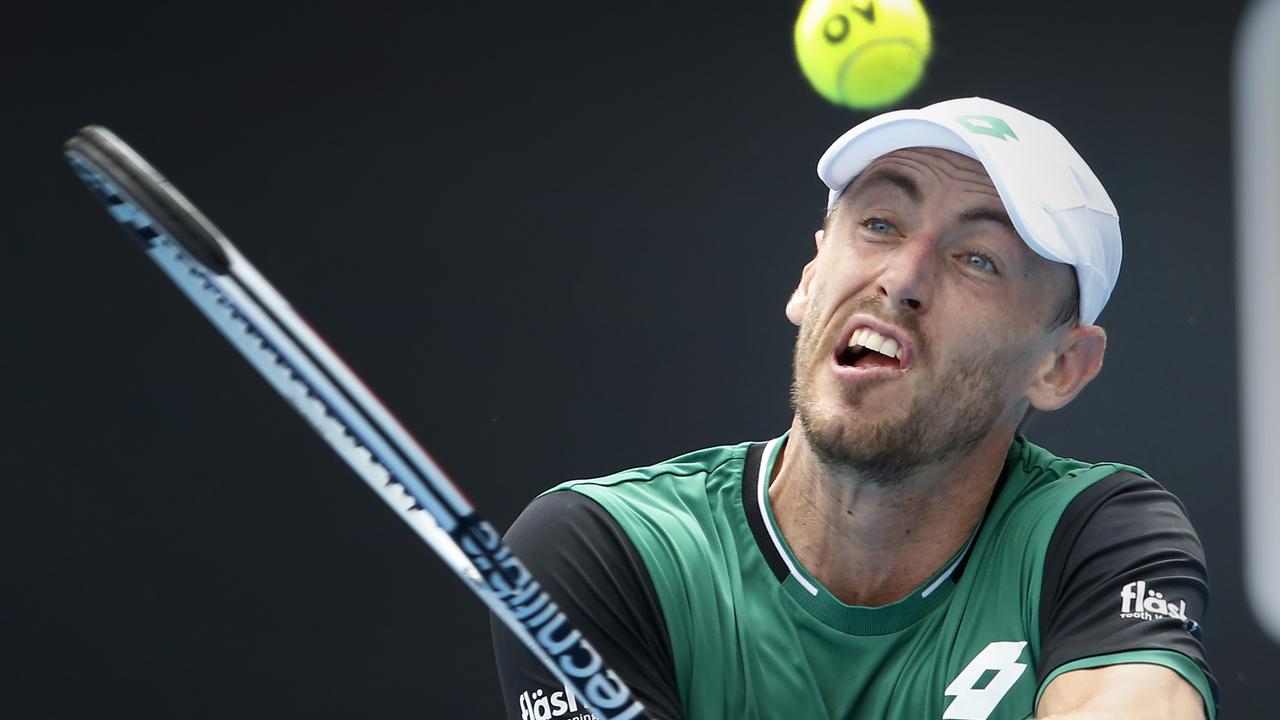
[820,1,875,43]
[794,0,933,110]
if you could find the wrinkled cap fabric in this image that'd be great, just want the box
[817,97,1121,326]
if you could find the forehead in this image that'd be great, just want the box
[843,148,999,204]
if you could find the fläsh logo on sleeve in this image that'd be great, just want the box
[517,682,597,720]
[1118,580,1194,625]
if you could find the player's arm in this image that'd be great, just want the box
[1035,662,1205,718]
[1033,472,1218,719]
[490,490,687,720]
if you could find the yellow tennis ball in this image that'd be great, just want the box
[794,0,932,110]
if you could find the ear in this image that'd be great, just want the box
[1025,325,1107,411]
[785,229,824,326]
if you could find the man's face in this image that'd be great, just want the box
[788,148,1076,484]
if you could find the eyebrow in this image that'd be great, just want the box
[843,168,921,205]
[840,168,1020,240]
[958,206,1018,235]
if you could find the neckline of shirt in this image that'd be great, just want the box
[750,433,997,636]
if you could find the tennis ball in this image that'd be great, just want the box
[794,0,932,110]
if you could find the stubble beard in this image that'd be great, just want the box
[789,296,1016,488]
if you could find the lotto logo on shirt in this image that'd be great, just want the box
[1118,580,1191,622]
[517,683,597,720]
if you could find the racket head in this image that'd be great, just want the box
[64,125,232,274]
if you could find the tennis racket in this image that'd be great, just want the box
[63,125,646,720]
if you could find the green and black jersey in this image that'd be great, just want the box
[491,435,1216,719]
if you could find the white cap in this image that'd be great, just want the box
[817,97,1121,326]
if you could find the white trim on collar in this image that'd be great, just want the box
[757,437,820,596]
[756,436,978,600]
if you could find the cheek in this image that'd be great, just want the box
[797,285,837,365]
[931,322,1041,391]
[813,245,882,307]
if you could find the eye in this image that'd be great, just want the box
[963,251,998,274]
[861,217,897,235]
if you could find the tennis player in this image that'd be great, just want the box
[491,97,1216,719]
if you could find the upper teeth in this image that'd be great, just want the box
[848,328,902,359]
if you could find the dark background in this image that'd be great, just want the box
[5,1,1273,717]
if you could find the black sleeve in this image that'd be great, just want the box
[490,490,686,720]
[1038,471,1218,704]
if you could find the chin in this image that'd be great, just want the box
[794,376,1005,486]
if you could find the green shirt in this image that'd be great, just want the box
[494,434,1216,719]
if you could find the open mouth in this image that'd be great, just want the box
[837,327,905,370]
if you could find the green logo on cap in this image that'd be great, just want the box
[954,115,1019,141]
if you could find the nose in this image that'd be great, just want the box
[877,237,935,313]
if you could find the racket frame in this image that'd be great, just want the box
[64,126,646,720]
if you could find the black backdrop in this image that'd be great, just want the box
[6,1,1274,717]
